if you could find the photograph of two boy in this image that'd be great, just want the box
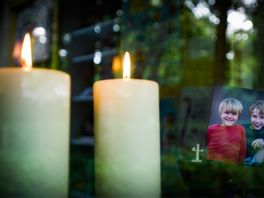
[206,86,264,166]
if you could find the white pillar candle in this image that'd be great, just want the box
[94,52,161,198]
[0,33,70,197]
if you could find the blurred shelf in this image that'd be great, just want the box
[71,136,94,146]
[72,87,93,102]
[72,96,93,102]
[70,19,118,38]
[71,48,117,64]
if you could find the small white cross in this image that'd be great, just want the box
[191,143,204,162]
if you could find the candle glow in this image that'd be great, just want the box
[112,55,122,75]
[21,33,32,71]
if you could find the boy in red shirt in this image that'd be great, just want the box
[206,98,246,163]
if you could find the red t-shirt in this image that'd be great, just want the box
[206,124,246,163]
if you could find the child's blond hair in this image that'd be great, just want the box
[218,98,243,116]
[249,100,264,117]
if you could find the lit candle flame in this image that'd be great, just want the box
[21,33,32,71]
[123,51,130,79]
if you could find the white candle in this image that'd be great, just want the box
[94,52,161,198]
[0,33,70,197]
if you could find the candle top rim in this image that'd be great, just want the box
[94,78,157,83]
[94,78,159,87]
[0,67,69,76]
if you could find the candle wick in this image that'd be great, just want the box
[123,75,130,80]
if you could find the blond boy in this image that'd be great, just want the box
[206,98,246,163]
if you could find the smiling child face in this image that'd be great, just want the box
[251,108,264,130]
[220,110,239,126]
